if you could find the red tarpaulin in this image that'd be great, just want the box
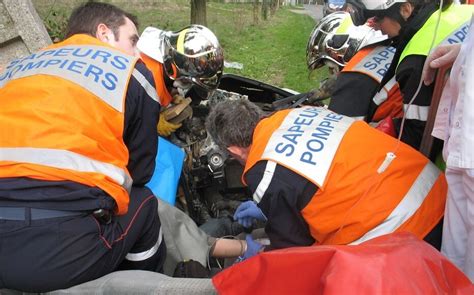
[213,232,473,295]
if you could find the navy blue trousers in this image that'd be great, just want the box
[0,186,165,292]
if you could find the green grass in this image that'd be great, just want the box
[33,0,327,93]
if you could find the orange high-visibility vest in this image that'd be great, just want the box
[0,34,140,215]
[343,46,403,122]
[243,107,446,245]
[140,53,173,107]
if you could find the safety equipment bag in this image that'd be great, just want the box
[212,232,474,295]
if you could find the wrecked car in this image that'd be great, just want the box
[156,73,322,236]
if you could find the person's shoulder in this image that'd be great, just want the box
[130,60,156,88]
[134,60,153,76]
[126,60,159,105]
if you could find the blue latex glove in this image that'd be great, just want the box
[235,234,263,263]
[233,200,267,228]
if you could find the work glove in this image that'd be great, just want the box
[157,115,182,137]
[235,234,264,263]
[243,234,263,259]
[233,201,266,228]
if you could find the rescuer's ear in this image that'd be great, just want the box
[400,2,414,21]
[227,145,250,165]
[96,23,113,44]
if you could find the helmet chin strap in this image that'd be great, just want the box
[163,67,176,94]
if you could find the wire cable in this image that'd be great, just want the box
[394,0,444,153]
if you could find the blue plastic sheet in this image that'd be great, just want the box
[146,137,185,205]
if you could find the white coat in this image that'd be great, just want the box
[432,15,474,282]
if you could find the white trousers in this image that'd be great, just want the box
[441,167,474,282]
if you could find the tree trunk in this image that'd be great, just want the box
[191,0,207,26]
[253,0,260,25]
[270,0,278,16]
[262,0,269,20]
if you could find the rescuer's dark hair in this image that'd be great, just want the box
[205,99,264,150]
[65,1,138,40]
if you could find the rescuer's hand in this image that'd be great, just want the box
[233,201,267,228]
[235,234,264,263]
[172,94,187,104]
[307,76,336,105]
[157,115,181,137]
[423,43,461,85]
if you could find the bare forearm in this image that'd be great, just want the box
[209,237,246,258]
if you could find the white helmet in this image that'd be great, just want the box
[137,27,168,63]
[306,11,387,70]
[345,0,408,25]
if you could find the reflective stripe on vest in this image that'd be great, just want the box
[373,76,397,106]
[252,161,277,203]
[132,68,160,104]
[349,161,440,245]
[0,147,132,193]
[351,115,366,121]
[343,46,396,83]
[371,76,404,122]
[0,45,135,112]
[403,104,430,121]
[261,107,354,188]
[398,5,474,67]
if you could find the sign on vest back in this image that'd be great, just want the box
[262,107,354,188]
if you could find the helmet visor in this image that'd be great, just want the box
[163,31,223,92]
[306,25,329,70]
[345,1,370,26]
[173,76,194,90]
[307,12,348,70]
[345,1,394,26]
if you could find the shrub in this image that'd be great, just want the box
[43,8,69,43]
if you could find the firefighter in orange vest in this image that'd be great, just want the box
[205,99,447,259]
[345,0,473,150]
[137,25,224,136]
[307,12,403,134]
[0,2,165,292]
